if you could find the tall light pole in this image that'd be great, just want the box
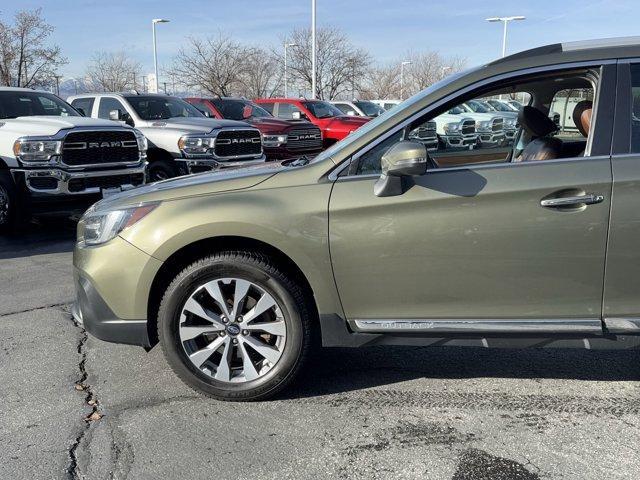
[486,16,525,58]
[311,0,317,99]
[152,18,170,93]
[284,42,297,97]
[400,61,411,100]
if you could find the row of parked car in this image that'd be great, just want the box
[0,86,525,232]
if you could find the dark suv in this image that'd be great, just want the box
[185,97,323,160]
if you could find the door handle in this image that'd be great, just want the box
[540,193,604,208]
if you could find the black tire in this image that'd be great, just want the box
[158,251,314,401]
[148,159,180,182]
[0,170,20,234]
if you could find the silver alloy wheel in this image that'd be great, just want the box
[0,184,9,225]
[179,277,287,383]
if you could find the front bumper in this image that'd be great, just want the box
[13,164,146,195]
[476,131,506,147]
[73,236,163,347]
[73,275,151,347]
[441,133,477,150]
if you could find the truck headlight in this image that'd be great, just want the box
[13,139,62,162]
[134,129,148,154]
[178,135,214,156]
[443,122,460,134]
[78,203,158,246]
[262,134,287,147]
[476,120,492,131]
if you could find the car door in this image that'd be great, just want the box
[328,65,615,324]
[602,61,640,326]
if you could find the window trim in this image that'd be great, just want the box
[329,59,616,181]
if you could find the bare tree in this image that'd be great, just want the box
[85,51,141,92]
[236,47,282,99]
[0,8,66,88]
[284,27,371,100]
[403,51,466,97]
[361,64,401,99]
[168,33,250,97]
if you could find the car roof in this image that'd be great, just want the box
[489,36,640,70]
[0,87,52,93]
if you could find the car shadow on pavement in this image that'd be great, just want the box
[284,345,640,399]
[0,217,77,259]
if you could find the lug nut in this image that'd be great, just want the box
[242,330,249,336]
[222,317,228,324]
[237,316,243,323]
[232,338,239,345]
[219,331,226,337]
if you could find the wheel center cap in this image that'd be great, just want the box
[226,324,241,336]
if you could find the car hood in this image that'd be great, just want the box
[249,117,313,132]
[0,115,123,136]
[323,115,371,128]
[137,117,252,134]
[92,161,288,210]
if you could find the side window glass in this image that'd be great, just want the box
[276,103,301,119]
[547,88,593,158]
[71,98,94,116]
[334,103,351,114]
[98,98,127,119]
[629,64,640,152]
[356,131,405,175]
[260,102,274,114]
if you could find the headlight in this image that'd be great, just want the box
[505,118,517,127]
[178,135,214,156]
[443,122,460,134]
[262,134,287,147]
[13,139,62,162]
[476,120,491,131]
[134,129,148,154]
[78,203,158,246]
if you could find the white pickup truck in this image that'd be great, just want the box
[68,93,265,182]
[0,87,147,232]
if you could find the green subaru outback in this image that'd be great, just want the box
[74,38,640,401]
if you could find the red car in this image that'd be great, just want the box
[254,98,370,148]
[184,97,323,160]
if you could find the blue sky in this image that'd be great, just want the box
[5,0,640,78]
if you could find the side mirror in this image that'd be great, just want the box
[374,141,428,197]
[346,110,356,116]
[109,109,121,121]
[291,111,302,120]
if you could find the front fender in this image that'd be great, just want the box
[120,182,343,317]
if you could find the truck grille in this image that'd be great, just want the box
[409,121,437,142]
[214,129,262,158]
[461,119,476,135]
[286,127,323,150]
[62,130,139,166]
[491,118,504,132]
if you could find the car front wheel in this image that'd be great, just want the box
[158,251,314,401]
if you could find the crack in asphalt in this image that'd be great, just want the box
[66,313,102,480]
[0,302,70,318]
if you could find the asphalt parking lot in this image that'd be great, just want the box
[1,221,640,480]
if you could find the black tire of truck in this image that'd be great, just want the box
[0,171,20,234]
[148,159,180,182]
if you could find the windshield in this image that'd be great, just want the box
[488,100,512,112]
[0,91,79,119]
[311,67,479,166]
[212,99,272,120]
[127,96,203,120]
[302,101,344,118]
[465,100,491,113]
[354,101,385,117]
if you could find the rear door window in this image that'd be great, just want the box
[70,98,94,117]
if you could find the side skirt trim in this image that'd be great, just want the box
[351,318,604,334]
